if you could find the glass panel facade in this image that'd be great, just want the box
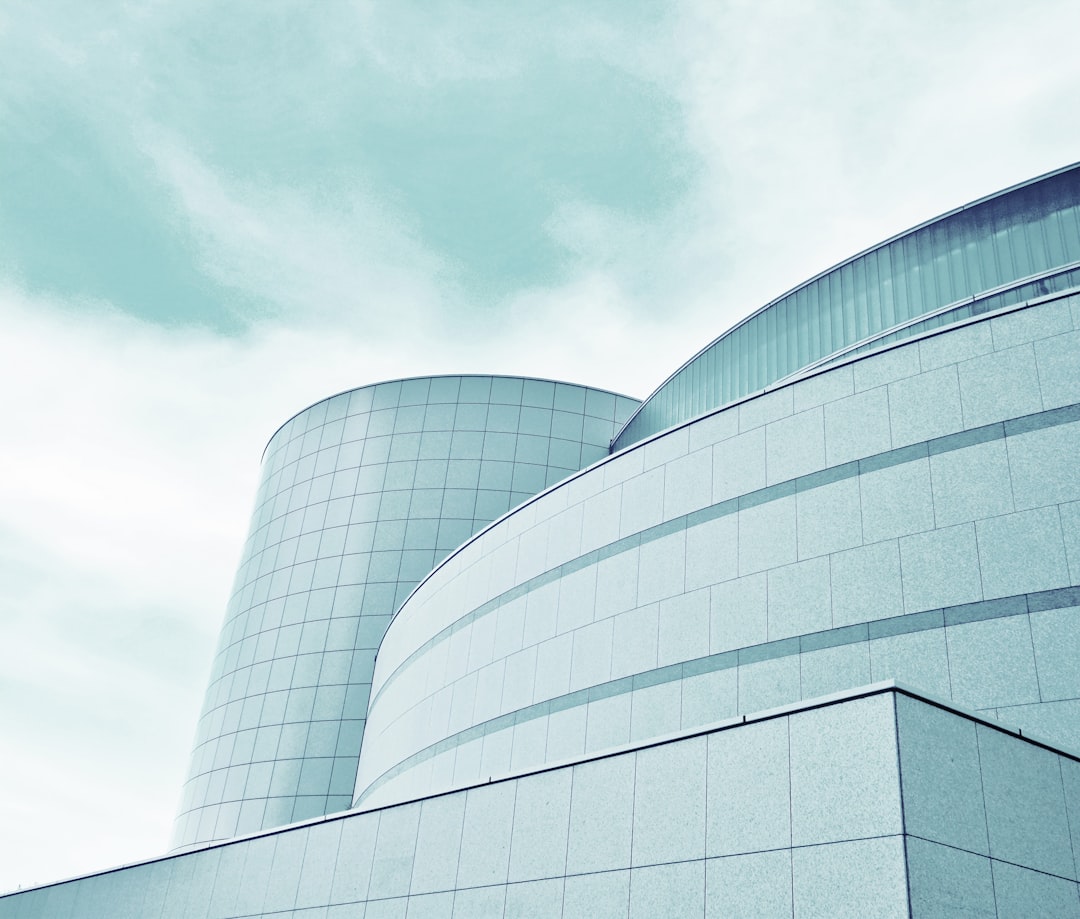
[614,164,1080,449]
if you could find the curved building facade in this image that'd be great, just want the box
[6,165,1080,918]
[356,288,1080,809]
[614,162,1080,449]
[172,376,640,848]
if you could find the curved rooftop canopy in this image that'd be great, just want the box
[613,162,1080,450]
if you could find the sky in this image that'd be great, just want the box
[1,0,1079,894]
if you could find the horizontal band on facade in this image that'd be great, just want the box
[370,399,1080,709]
[357,582,1080,805]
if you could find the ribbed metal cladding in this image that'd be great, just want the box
[614,163,1080,450]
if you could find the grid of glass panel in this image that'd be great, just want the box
[172,375,640,850]
[614,163,1080,449]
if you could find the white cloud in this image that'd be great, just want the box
[132,125,710,402]
[0,286,411,891]
[668,0,1080,310]
[136,127,454,332]
[0,289,244,890]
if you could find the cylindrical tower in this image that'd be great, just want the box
[173,375,640,848]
